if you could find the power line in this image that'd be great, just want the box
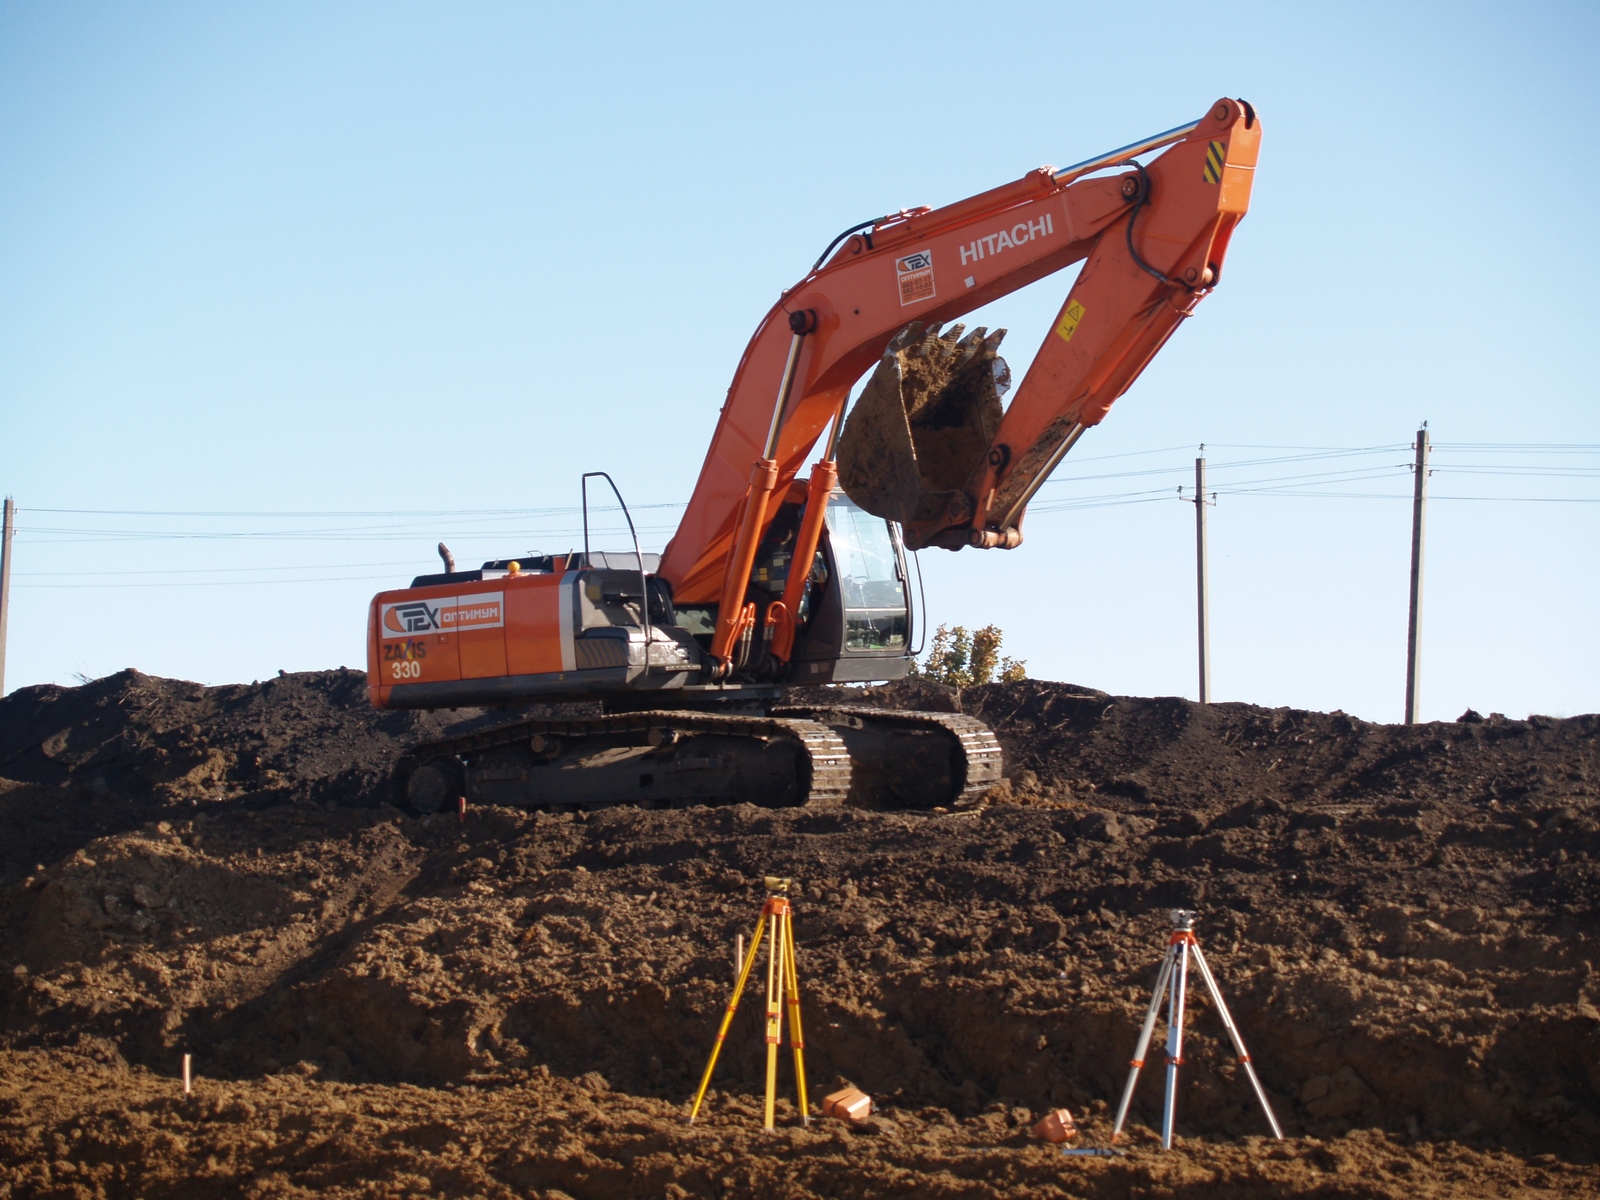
[15,574,402,590]
[1433,466,1600,478]
[16,522,680,545]
[1432,442,1600,452]
[1426,495,1600,503]
[25,502,687,517]
[5,440,1594,591]
[16,559,427,578]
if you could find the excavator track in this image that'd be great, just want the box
[774,706,1004,809]
[392,705,1004,814]
[394,710,851,814]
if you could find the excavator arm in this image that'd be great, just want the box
[657,97,1260,668]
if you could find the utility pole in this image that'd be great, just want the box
[0,497,13,697]
[1193,452,1211,704]
[1404,426,1430,724]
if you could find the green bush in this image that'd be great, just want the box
[912,623,1026,686]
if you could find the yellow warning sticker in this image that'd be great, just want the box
[1203,140,1226,184]
[1055,299,1086,343]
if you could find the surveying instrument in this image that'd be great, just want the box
[688,876,811,1131]
[1111,909,1283,1149]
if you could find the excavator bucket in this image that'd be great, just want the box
[836,322,1009,546]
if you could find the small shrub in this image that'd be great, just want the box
[914,623,1025,686]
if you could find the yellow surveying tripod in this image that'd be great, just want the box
[688,877,811,1130]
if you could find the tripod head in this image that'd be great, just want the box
[1167,908,1198,932]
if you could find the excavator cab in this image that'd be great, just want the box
[669,490,913,685]
[786,493,913,683]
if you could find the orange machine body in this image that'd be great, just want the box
[367,549,709,710]
[368,569,566,709]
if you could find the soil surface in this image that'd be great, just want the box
[0,668,1597,1198]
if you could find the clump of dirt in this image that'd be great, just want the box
[1,668,1597,1197]
[836,321,1007,539]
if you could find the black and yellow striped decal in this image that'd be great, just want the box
[1203,140,1226,184]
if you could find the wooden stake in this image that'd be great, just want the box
[182,1053,192,1095]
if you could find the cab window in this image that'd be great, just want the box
[825,496,908,650]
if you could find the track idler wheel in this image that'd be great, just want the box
[394,753,464,815]
[836,321,1009,549]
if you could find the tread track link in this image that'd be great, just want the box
[394,710,851,813]
[773,706,1004,808]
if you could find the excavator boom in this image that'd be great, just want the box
[661,97,1259,606]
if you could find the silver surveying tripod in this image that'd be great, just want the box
[1111,909,1283,1149]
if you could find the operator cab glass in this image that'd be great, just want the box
[825,494,908,651]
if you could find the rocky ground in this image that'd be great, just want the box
[0,667,1596,1198]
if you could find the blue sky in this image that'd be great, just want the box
[1,1,1596,721]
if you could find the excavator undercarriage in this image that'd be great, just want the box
[394,704,1002,813]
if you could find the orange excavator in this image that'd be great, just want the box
[366,98,1260,813]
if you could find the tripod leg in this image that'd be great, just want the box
[1189,942,1283,1139]
[1161,940,1191,1150]
[764,909,784,1132]
[1112,946,1177,1142]
[782,913,810,1125]
[689,913,767,1124]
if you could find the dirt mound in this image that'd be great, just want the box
[6,1048,1597,1199]
[0,669,1597,1196]
[0,666,464,802]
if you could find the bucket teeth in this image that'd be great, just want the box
[836,321,1008,545]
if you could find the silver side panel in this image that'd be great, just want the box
[559,571,578,672]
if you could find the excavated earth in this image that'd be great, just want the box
[0,667,1597,1198]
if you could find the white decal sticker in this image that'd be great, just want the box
[958,212,1054,267]
[896,249,936,306]
[380,592,504,639]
